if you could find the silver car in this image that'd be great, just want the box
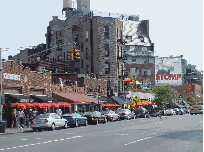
[116,109,135,120]
[31,113,68,131]
[101,110,120,121]
[190,105,203,115]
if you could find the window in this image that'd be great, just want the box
[30,57,34,61]
[142,69,151,76]
[104,26,109,39]
[130,68,139,75]
[144,58,149,64]
[86,48,89,59]
[81,59,83,68]
[132,57,136,62]
[105,44,109,57]
[85,30,88,41]
[183,89,187,93]
[105,62,110,74]
[125,35,132,41]
[37,57,40,61]
[142,47,147,52]
[86,65,89,73]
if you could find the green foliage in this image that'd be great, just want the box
[3,102,18,117]
[153,86,176,107]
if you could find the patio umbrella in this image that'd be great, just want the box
[24,102,35,108]
[32,102,40,107]
[12,102,26,108]
[62,102,71,107]
[40,103,52,108]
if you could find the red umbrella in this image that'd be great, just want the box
[12,102,26,108]
[32,102,39,107]
[40,103,51,108]
[55,102,64,107]
[24,102,35,108]
[62,102,71,107]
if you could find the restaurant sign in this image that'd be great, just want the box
[3,73,21,81]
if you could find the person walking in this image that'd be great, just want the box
[11,109,17,129]
[56,108,62,116]
[32,108,38,119]
[17,109,25,128]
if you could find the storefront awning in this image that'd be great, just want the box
[110,96,125,104]
[10,94,33,102]
[32,95,55,102]
[52,92,98,104]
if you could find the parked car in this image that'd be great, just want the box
[183,107,190,114]
[101,110,120,122]
[62,113,88,127]
[83,111,107,125]
[149,108,161,117]
[173,108,180,115]
[116,109,135,120]
[143,105,158,112]
[166,108,176,116]
[134,108,150,118]
[30,113,68,131]
[190,105,203,115]
[178,107,185,115]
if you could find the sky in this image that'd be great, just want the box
[0,0,203,71]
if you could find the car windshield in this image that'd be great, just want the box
[83,112,93,116]
[36,114,50,119]
[117,109,127,113]
[62,116,73,119]
[101,111,110,114]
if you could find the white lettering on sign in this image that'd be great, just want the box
[3,73,21,81]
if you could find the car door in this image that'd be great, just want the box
[55,114,63,127]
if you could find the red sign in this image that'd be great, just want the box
[156,73,181,80]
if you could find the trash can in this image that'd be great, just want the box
[0,121,7,133]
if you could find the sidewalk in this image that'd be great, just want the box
[0,127,33,135]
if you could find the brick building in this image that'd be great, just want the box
[2,61,52,99]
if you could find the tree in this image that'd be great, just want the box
[153,86,176,107]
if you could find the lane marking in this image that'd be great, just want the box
[43,142,48,144]
[12,147,17,149]
[200,121,203,122]
[0,149,5,151]
[155,123,157,125]
[21,139,28,141]
[140,139,144,141]
[53,140,58,141]
[75,136,82,138]
[67,138,70,139]
[144,138,148,140]
[6,148,11,150]
[148,137,151,139]
[124,144,128,146]
[30,144,35,146]
[60,139,64,141]
[35,138,42,139]
[47,141,52,143]
[18,146,23,148]
[137,140,140,142]
[24,145,29,147]
[72,137,76,138]
[36,143,41,145]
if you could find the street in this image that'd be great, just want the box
[0,114,203,152]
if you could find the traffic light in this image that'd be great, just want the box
[73,48,80,60]
[67,49,73,60]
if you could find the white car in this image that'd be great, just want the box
[190,105,203,115]
[31,113,68,131]
[166,109,175,115]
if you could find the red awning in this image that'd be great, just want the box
[52,92,98,104]
[12,102,26,108]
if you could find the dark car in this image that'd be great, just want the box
[134,108,150,118]
[149,109,161,117]
[83,111,107,125]
[101,110,120,122]
[62,113,88,128]
[116,109,135,120]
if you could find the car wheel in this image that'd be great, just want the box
[33,128,37,132]
[117,117,120,121]
[110,117,113,122]
[144,115,146,118]
[50,123,55,131]
[127,116,130,120]
[38,128,42,132]
[75,121,78,127]
[85,120,88,126]
[64,122,68,129]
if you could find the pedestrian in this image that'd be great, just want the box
[32,108,38,119]
[56,107,62,116]
[17,109,25,128]
[11,109,17,129]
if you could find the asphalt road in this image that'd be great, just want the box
[0,114,203,152]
